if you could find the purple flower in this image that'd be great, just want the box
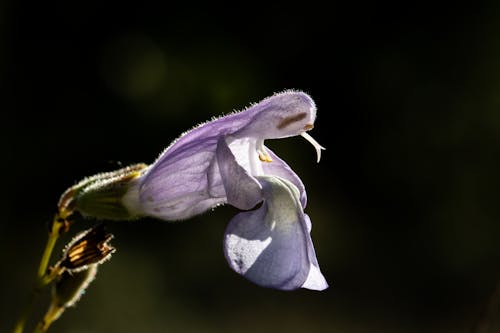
[123,90,328,291]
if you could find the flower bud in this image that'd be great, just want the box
[38,224,116,331]
[57,224,115,273]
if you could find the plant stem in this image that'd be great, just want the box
[12,213,69,333]
[34,303,64,333]
[36,230,59,282]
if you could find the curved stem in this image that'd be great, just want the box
[34,303,64,333]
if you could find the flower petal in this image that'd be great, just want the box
[222,138,307,208]
[231,90,317,140]
[138,137,226,220]
[135,90,318,220]
[223,176,327,290]
[223,199,309,290]
[262,148,307,208]
[216,137,262,210]
[301,214,329,290]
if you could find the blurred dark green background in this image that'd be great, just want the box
[2,1,500,332]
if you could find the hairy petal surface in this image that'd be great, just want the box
[136,90,317,220]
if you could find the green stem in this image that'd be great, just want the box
[36,230,59,282]
[12,215,67,333]
[34,303,64,333]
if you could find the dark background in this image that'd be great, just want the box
[2,1,500,332]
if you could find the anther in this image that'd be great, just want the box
[258,152,273,163]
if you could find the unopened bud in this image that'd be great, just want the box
[38,224,116,331]
[57,224,115,273]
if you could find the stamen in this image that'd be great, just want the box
[300,132,325,163]
[257,140,273,163]
[258,151,273,163]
